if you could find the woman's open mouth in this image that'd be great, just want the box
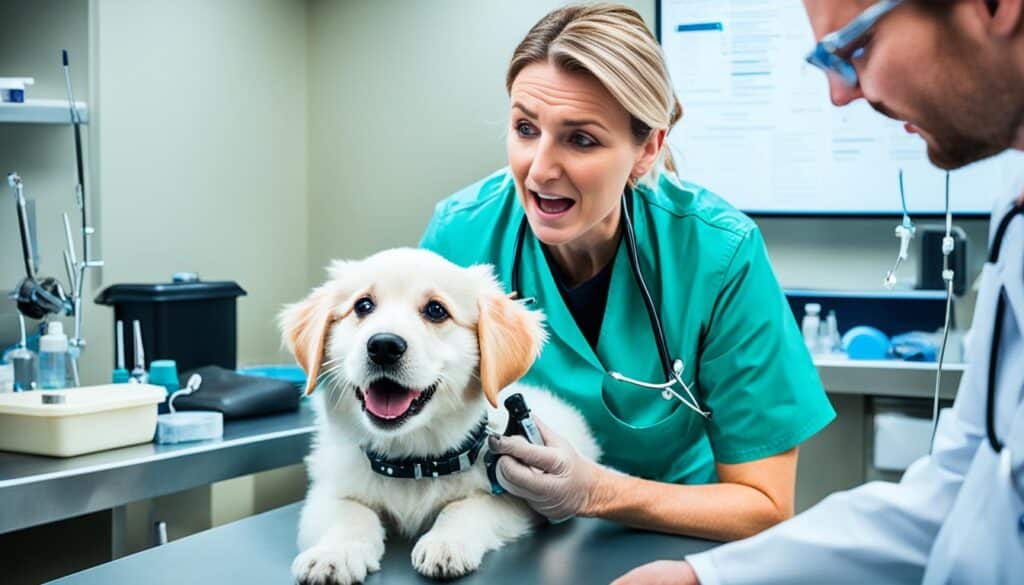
[355,378,437,428]
[531,190,576,218]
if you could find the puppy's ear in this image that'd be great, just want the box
[279,282,340,396]
[474,266,546,407]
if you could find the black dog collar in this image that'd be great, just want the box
[364,419,488,480]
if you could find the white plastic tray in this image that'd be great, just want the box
[0,384,166,457]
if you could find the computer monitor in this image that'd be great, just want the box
[657,1,1024,216]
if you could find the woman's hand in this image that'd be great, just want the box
[489,418,607,521]
[611,560,700,585]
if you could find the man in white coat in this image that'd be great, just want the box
[614,1,1024,583]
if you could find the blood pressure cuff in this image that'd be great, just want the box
[175,365,300,420]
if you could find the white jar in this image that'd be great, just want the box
[802,303,822,355]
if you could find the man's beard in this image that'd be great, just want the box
[871,48,1022,170]
[924,133,1007,170]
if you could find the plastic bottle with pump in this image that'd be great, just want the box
[39,321,69,389]
[802,303,822,355]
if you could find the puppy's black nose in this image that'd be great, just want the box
[367,333,407,366]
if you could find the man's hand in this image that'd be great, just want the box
[611,560,700,585]
[489,418,605,521]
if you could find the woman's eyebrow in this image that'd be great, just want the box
[563,118,607,131]
[512,102,537,118]
[512,102,608,132]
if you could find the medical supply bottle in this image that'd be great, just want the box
[2,345,38,391]
[802,303,822,355]
[39,321,69,389]
[824,310,841,353]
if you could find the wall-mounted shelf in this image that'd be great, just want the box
[0,99,88,124]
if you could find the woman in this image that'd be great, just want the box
[419,3,834,541]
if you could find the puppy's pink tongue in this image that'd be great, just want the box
[364,384,419,419]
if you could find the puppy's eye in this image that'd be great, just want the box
[354,297,375,317]
[423,300,449,323]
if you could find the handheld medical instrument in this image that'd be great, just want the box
[503,393,545,445]
[131,320,149,384]
[511,189,711,419]
[112,320,130,383]
[62,49,104,387]
[884,170,916,290]
[486,392,546,495]
[8,173,70,319]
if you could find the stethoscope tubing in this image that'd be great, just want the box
[985,200,1024,453]
[510,188,711,418]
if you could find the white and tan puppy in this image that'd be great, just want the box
[280,248,599,584]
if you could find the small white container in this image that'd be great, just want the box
[0,384,166,457]
[802,303,822,355]
[39,321,69,390]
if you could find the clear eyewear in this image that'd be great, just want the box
[805,0,903,87]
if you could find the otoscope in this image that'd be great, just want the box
[485,393,545,495]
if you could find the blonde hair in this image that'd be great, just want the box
[507,3,683,182]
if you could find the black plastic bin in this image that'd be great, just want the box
[96,277,247,374]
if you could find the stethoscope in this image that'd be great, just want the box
[985,199,1023,453]
[510,188,711,419]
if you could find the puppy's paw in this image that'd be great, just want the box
[411,529,487,579]
[291,542,382,585]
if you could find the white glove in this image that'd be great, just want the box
[489,418,603,521]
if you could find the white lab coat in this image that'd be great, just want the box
[687,194,1024,585]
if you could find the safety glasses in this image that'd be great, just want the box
[805,0,904,87]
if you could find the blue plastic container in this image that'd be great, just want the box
[236,364,307,391]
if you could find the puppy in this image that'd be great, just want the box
[280,248,599,584]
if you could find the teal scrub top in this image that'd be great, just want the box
[420,168,835,484]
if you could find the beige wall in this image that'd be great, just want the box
[87,0,309,381]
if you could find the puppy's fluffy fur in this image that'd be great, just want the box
[280,248,599,584]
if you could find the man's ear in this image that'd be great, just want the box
[473,265,547,407]
[987,0,1023,37]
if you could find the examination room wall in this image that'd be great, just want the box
[93,0,310,379]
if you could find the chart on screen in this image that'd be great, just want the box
[658,0,1024,215]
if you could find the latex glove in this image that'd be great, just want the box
[489,418,602,521]
[611,560,700,585]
